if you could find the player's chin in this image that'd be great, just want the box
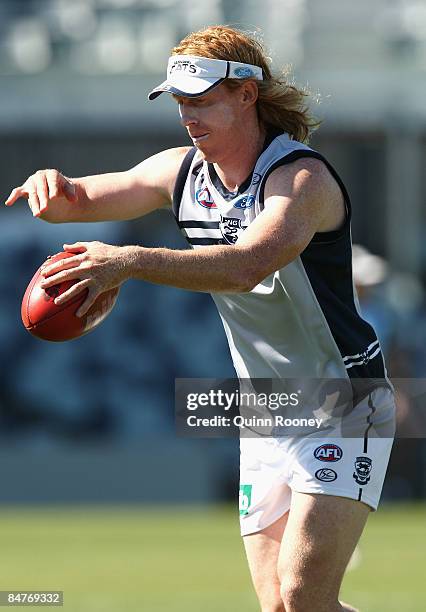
[194,145,216,163]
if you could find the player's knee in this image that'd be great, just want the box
[280,576,301,612]
[280,587,310,612]
[280,576,336,612]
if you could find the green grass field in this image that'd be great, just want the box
[0,503,424,611]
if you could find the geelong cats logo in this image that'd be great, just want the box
[353,456,372,485]
[220,216,246,244]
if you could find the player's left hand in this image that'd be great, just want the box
[40,241,129,316]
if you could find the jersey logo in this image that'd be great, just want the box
[360,350,370,364]
[196,187,217,209]
[252,173,262,185]
[233,194,255,210]
[220,216,246,244]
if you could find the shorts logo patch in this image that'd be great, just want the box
[314,444,343,462]
[315,468,337,482]
[353,456,372,485]
[239,484,252,516]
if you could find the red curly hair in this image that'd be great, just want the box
[172,25,320,143]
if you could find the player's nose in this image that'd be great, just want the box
[179,104,198,127]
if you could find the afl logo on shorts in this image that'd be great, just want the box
[314,444,343,462]
[196,187,216,209]
[315,468,337,482]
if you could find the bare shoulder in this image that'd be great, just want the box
[151,145,193,171]
[265,157,337,197]
[127,146,192,205]
[264,156,346,232]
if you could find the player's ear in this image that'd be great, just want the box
[240,81,259,107]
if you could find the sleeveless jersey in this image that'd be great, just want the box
[172,131,390,401]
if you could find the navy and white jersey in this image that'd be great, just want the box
[172,129,390,401]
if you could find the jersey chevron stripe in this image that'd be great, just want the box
[183,228,222,238]
[345,346,382,369]
[178,220,220,229]
[343,340,380,362]
[188,238,224,245]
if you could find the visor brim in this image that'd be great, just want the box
[148,76,225,100]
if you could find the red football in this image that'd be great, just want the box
[21,252,120,342]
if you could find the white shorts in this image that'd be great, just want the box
[239,386,395,536]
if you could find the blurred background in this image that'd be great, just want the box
[0,1,425,610]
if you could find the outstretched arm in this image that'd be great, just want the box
[4,147,190,223]
[39,158,344,316]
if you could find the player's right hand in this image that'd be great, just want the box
[4,169,77,217]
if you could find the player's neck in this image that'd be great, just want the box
[213,122,266,192]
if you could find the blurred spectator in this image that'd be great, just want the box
[353,244,426,501]
[352,244,396,356]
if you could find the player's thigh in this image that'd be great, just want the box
[278,492,370,601]
[243,511,289,611]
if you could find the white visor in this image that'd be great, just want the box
[148,55,263,100]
